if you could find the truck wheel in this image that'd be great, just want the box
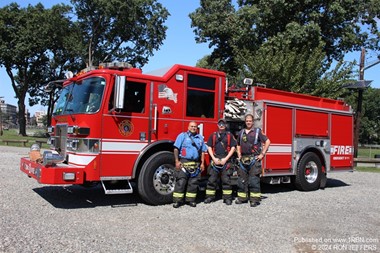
[138,151,175,205]
[294,152,322,191]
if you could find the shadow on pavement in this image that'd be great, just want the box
[32,177,350,209]
[325,178,351,188]
[33,184,144,209]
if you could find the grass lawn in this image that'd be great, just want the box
[358,147,380,158]
[355,167,380,173]
[0,128,48,148]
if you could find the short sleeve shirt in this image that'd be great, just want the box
[174,131,207,161]
[237,128,268,156]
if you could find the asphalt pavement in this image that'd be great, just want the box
[1,146,379,253]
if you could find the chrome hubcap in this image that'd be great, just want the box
[304,161,318,183]
[153,165,175,195]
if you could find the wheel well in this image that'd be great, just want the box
[132,141,174,180]
[297,147,326,172]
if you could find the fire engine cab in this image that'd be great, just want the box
[20,62,353,205]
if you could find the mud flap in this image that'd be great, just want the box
[320,173,327,189]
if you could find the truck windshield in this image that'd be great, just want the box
[53,77,105,115]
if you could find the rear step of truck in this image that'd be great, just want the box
[101,180,133,194]
[263,176,291,185]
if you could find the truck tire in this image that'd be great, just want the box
[138,151,176,205]
[294,152,322,191]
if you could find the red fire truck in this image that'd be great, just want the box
[20,62,353,205]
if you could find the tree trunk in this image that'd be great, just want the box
[46,92,54,128]
[18,100,27,136]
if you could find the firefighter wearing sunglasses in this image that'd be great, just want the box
[204,118,237,205]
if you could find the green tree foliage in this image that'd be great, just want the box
[236,0,380,61]
[316,60,358,99]
[0,0,169,134]
[346,88,380,144]
[191,0,380,144]
[0,3,74,135]
[27,5,85,127]
[238,43,327,92]
[190,0,238,75]
[190,0,380,92]
[362,88,380,144]
[71,0,169,68]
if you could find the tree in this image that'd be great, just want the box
[238,43,327,91]
[191,0,239,75]
[71,0,169,68]
[0,0,169,135]
[0,3,74,136]
[27,5,86,128]
[190,0,380,92]
[346,88,380,144]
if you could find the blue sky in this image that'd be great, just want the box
[1,0,379,114]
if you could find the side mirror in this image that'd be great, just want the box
[44,82,53,93]
[44,80,63,93]
[114,75,125,109]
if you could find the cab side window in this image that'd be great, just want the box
[186,74,215,118]
[112,81,145,113]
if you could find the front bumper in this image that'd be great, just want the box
[20,157,84,185]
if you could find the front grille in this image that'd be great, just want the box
[55,124,68,158]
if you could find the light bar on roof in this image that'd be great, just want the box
[99,62,132,69]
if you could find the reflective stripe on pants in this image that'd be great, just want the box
[205,165,233,200]
[237,161,261,201]
[173,168,200,203]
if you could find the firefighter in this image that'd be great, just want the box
[204,118,237,205]
[173,121,207,208]
[236,114,270,207]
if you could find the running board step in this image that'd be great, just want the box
[270,177,281,184]
[101,180,133,194]
[263,176,291,184]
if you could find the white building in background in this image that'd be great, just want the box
[1,99,45,126]
[0,99,18,126]
[34,111,47,127]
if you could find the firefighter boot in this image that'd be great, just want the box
[204,188,216,204]
[189,201,197,207]
[235,192,248,204]
[235,199,247,204]
[250,197,261,207]
[224,199,232,205]
[173,201,183,208]
[204,197,214,204]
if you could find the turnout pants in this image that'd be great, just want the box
[173,169,200,203]
[205,164,233,200]
[237,160,262,202]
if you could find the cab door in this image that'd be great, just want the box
[101,77,150,177]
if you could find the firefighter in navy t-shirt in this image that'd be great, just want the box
[204,118,237,205]
[236,114,270,207]
[173,121,207,208]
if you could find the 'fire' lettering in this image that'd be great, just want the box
[330,145,353,155]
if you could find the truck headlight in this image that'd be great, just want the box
[47,126,55,134]
[67,126,90,135]
[43,151,64,166]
